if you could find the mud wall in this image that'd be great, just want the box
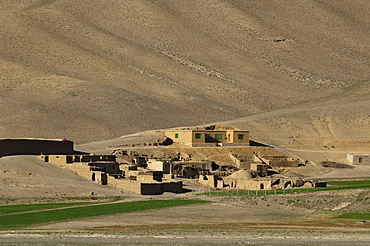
[0,139,73,157]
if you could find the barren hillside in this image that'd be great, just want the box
[0,0,369,144]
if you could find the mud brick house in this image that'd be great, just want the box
[165,127,249,147]
[347,154,370,165]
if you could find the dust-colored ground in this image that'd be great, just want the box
[1,230,370,246]
[0,0,369,143]
[1,1,370,244]
[0,155,125,201]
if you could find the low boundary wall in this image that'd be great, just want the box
[0,139,74,157]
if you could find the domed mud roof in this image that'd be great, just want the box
[228,169,253,179]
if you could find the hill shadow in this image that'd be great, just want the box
[73,150,91,155]
[249,140,272,147]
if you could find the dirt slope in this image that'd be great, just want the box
[0,155,123,200]
[0,0,369,143]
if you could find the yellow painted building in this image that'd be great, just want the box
[165,129,249,146]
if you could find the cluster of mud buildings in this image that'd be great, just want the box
[0,127,332,195]
[26,126,323,195]
[39,149,325,195]
[39,153,182,195]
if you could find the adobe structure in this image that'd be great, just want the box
[39,154,182,195]
[347,154,370,165]
[4,126,326,195]
[111,143,325,192]
[165,125,249,147]
[0,138,73,157]
[36,137,325,194]
[199,171,326,190]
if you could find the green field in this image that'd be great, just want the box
[0,202,92,215]
[0,199,208,229]
[326,180,370,187]
[336,213,370,220]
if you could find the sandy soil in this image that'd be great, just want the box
[0,0,369,143]
[1,231,370,246]
[0,155,124,201]
[0,1,370,244]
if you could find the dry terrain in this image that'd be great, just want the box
[1,1,370,244]
[0,0,369,144]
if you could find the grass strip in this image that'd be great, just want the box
[0,202,92,215]
[0,199,207,229]
[326,180,370,186]
[335,213,370,220]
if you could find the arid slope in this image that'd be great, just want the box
[0,0,369,143]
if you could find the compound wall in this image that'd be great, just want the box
[0,139,74,157]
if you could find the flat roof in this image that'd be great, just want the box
[0,138,71,141]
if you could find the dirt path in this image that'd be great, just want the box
[1,230,370,246]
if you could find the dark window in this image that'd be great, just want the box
[195,133,202,139]
[215,134,223,140]
[238,134,245,140]
[175,133,179,138]
[205,134,211,140]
